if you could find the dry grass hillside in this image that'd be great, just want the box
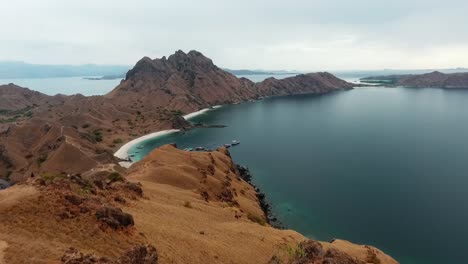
[0,145,398,264]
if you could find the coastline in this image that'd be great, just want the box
[114,105,223,167]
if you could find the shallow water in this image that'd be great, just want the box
[129,87,468,264]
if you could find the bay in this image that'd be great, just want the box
[129,87,468,264]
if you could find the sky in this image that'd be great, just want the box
[1,0,467,71]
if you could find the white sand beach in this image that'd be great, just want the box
[114,129,180,167]
[115,105,224,168]
[182,105,222,120]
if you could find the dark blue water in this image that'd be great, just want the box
[129,87,468,264]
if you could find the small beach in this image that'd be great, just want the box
[114,105,223,167]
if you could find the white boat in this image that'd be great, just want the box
[231,140,240,145]
[224,144,231,148]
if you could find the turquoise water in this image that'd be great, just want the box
[0,77,121,96]
[130,87,468,264]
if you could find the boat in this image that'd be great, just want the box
[195,147,205,151]
[224,144,231,148]
[183,148,193,152]
[137,145,143,149]
[231,140,240,146]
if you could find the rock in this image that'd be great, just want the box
[61,247,111,264]
[290,240,366,264]
[95,206,134,229]
[65,194,83,206]
[116,244,158,264]
[125,182,143,196]
[114,196,126,204]
[0,179,10,190]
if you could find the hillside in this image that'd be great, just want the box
[0,145,398,264]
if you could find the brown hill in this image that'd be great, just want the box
[106,50,257,113]
[0,145,398,264]
[397,71,468,88]
[0,84,65,112]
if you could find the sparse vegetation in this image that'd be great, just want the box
[113,138,123,144]
[286,244,306,260]
[108,172,124,183]
[5,171,12,181]
[40,173,63,183]
[171,110,185,116]
[37,154,48,166]
[92,129,103,142]
[82,123,90,129]
[247,213,266,226]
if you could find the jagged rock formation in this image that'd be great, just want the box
[106,50,257,113]
[361,71,468,88]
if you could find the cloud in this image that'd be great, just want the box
[0,0,467,70]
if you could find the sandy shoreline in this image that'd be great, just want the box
[114,129,180,159]
[114,105,223,167]
[182,105,222,120]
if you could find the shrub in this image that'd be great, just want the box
[108,172,124,183]
[37,154,48,166]
[93,130,103,142]
[286,244,306,259]
[247,213,266,226]
[113,138,123,144]
[82,123,90,129]
[183,201,192,208]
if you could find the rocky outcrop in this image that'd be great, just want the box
[95,206,134,230]
[107,50,257,113]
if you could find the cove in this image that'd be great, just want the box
[128,87,468,264]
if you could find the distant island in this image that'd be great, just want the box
[0,61,130,78]
[83,69,302,81]
[360,71,468,88]
[223,69,301,75]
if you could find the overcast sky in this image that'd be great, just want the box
[1,0,467,71]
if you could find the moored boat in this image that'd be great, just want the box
[231,140,240,145]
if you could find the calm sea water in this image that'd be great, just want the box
[0,77,122,96]
[129,87,468,264]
